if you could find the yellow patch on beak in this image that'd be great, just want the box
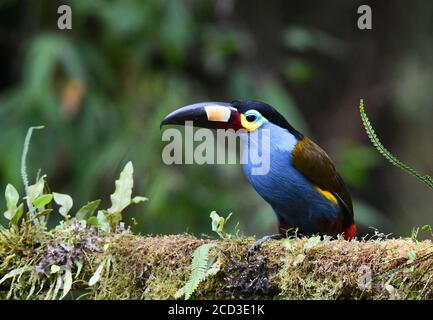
[205,105,231,122]
[240,114,262,132]
[315,187,338,204]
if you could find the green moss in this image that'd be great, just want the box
[1,223,433,300]
[98,234,211,299]
[276,238,433,299]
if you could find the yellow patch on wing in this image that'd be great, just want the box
[240,113,262,132]
[315,187,338,204]
[205,105,231,122]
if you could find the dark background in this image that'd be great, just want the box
[0,0,432,238]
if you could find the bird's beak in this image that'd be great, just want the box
[160,102,242,130]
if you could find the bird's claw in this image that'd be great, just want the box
[246,234,283,261]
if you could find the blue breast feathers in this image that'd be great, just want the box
[241,122,340,235]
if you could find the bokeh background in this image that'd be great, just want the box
[0,0,432,238]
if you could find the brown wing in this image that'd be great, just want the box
[292,137,354,221]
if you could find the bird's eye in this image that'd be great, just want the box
[246,114,257,122]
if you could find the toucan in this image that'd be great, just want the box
[161,100,356,248]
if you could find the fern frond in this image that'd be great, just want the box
[21,126,44,191]
[21,126,45,217]
[184,243,216,300]
[359,99,433,190]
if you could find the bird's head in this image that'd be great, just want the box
[160,99,303,139]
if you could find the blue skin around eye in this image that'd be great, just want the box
[241,121,340,235]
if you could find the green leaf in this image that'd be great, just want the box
[4,184,19,220]
[32,194,53,209]
[52,274,62,300]
[107,211,122,228]
[3,184,24,224]
[76,200,101,221]
[88,258,107,286]
[304,235,321,250]
[101,161,146,231]
[10,203,24,225]
[27,175,46,205]
[132,196,148,204]
[421,225,432,232]
[33,209,53,219]
[107,161,134,214]
[60,269,73,299]
[0,266,31,285]
[74,260,83,279]
[44,281,56,300]
[210,211,232,239]
[53,192,73,218]
[210,211,223,233]
[5,184,19,211]
[97,211,110,232]
[50,265,61,274]
[86,216,99,226]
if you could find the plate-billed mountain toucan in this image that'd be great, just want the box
[161,100,356,246]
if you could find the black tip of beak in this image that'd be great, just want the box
[160,105,204,129]
[160,118,169,130]
[160,116,178,129]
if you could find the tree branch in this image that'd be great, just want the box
[1,225,433,299]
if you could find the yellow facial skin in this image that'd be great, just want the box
[240,113,266,132]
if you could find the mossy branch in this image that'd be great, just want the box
[359,99,433,190]
[2,229,433,300]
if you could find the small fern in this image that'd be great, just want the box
[21,126,44,192]
[20,125,45,217]
[359,99,433,190]
[210,211,232,239]
[181,243,216,300]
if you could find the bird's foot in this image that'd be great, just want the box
[246,234,283,260]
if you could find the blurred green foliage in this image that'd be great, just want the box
[0,0,432,237]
